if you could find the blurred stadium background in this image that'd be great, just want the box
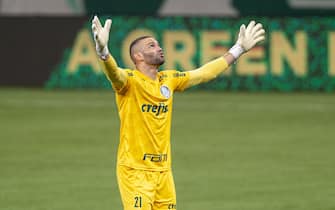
[1,0,335,210]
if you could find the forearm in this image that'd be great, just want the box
[92,16,127,88]
[186,56,230,88]
[100,54,127,89]
[223,52,236,66]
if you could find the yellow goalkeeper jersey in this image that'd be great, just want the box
[114,68,190,171]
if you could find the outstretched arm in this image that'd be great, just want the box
[185,20,265,89]
[91,16,127,90]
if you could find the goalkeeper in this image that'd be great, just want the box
[92,16,265,210]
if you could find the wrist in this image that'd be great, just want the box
[228,44,245,59]
[96,46,110,60]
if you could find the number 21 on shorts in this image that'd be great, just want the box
[134,196,142,208]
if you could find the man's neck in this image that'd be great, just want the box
[136,63,159,80]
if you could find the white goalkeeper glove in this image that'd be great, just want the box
[229,20,265,59]
[91,15,112,60]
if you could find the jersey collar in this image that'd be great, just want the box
[134,69,159,83]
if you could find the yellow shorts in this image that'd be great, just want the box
[117,165,177,210]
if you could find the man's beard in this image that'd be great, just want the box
[153,57,165,65]
[145,53,165,66]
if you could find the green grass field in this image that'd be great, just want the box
[1,89,335,210]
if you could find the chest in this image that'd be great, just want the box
[133,77,173,103]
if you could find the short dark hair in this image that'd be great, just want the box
[129,35,152,62]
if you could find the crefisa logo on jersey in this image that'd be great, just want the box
[160,85,171,99]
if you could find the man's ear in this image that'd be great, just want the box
[134,52,144,62]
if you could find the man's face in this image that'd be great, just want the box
[138,37,165,66]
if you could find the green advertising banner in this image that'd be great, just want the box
[46,16,335,91]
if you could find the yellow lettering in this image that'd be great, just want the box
[163,31,195,70]
[329,32,335,76]
[122,29,156,69]
[271,31,307,76]
[67,29,100,74]
[201,31,232,75]
[236,47,266,75]
[201,31,231,64]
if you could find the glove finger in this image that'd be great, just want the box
[251,23,263,36]
[92,23,101,41]
[253,35,265,44]
[253,29,265,39]
[104,19,112,32]
[93,15,103,30]
[93,32,99,41]
[238,24,246,38]
[92,23,97,33]
[246,20,256,34]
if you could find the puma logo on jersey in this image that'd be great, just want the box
[141,103,168,116]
